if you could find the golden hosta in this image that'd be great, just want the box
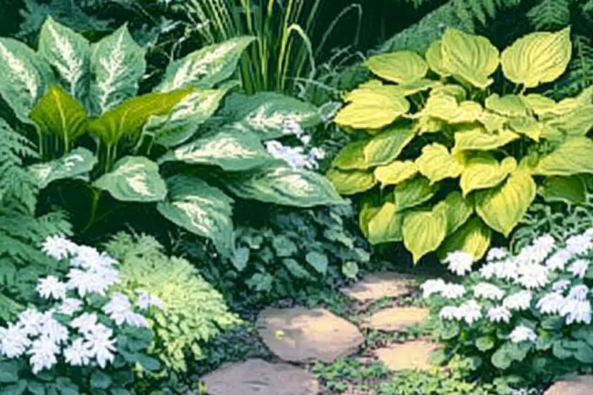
[327,27,593,264]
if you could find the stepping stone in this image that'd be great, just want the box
[374,340,440,372]
[201,358,319,395]
[256,306,364,363]
[363,307,429,331]
[545,376,593,395]
[340,272,413,302]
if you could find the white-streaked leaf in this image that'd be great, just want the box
[533,137,593,176]
[29,147,97,189]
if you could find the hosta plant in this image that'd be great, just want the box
[0,17,343,256]
[328,27,593,263]
[422,227,593,389]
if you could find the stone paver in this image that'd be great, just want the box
[256,306,364,363]
[201,358,319,395]
[340,272,413,302]
[363,307,429,331]
[544,375,593,395]
[374,340,440,372]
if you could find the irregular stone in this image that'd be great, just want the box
[363,307,429,331]
[256,306,364,363]
[374,340,440,371]
[340,272,413,302]
[201,358,319,395]
[544,376,593,395]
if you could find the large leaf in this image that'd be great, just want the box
[368,202,405,244]
[533,137,593,176]
[485,94,530,117]
[326,168,377,195]
[93,156,167,202]
[0,37,53,123]
[227,165,345,207]
[540,176,587,204]
[403,210,448,263]
[416,143,463,184]
[331,140,369,170]
[158,36,255,92]
[364,125,415,167]
[374,160,418,186]
[38,17,90,100]
[501,28,571,88]
[365,51,428,84]
[159,131,274,171]
[460,154,516,196]
[394,176,439,210]
[425,40,450,77]
[29,147,97,189]
[438,216,492,261]
[454,127,520,151]
[157,175,234,255]
[441,28,499,89]
[475,167,537,236]
[544,105,593,137]
[433,191,473,235]
[89,25,146,115]
[29,85,87,146]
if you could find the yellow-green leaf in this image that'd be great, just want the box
[477,111,507,133]
[374,160,418,186]
[431,83,466,101]
[394,176,439,210]
[403,210,448,263]
[485,94,530,117]
[449,101,483,124]
[508,117,542,141]
[532,137,593,176]
[335,88,410,130]
[501,28,571,88]
[416,143,463,183]
[364,125,415,167]
[441,28,500,89]
[368,202,405,244]
[414,117,446,135]
[397,78,439,96]
[421,94,459,121]
[326,168,377,195]
[365,50,428,84]
[359,197,382,239]
[521,94,556,116]
[332,140,369,170]
[438,216,492,261]
[545,105,593,137]
[460,154,516,196]
[540,176,587,204]
[425,39,449,77]
[433,191,473,235]
[454,126,520,151]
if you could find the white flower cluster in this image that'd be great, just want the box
[423,228,593,344]
[0,235,163,374]
[263,117,325,169]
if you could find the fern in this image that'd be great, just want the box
[526,0,571,30]
[549,34,593,99]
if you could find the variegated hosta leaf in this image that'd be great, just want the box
[425,40,449,77]
[453,126,520,151]
[420,94,459,121]
[158,36,255,92]
[501,28,571,88]
[367,202,405,244]
[326,168,377,195]
[416,144,463,184]
[475,167,537,236]
[157,175,234,255]
[364,125,415,167]
[89,89,191,146]
[485,94,530,117]
[433,191,473,235]
[532,137,593,176]
[93,156,167,202]
[403,210,448,264]
[38,17,90,101]
[159,131,274,172]
[219,91,321,140]
[540,176,587,204]
[438,216,492,262]
[477,111,507,133]
[359,197,382,239]
[29,85,87,146]
[227,165,346,207]
[544,105,593,137]
[29,147,97,189]
[89,25,146,115]
[374,160,418,186]
[0,38,53,123]
[520,94,556,116]
[331,140,369,170]
[396,78,439,96]
[449,101,483,124]
[394,176,439,211]
[364,50,428,84]
[460,154,516,196]
[508,117,542,141]
[431,84,466,101]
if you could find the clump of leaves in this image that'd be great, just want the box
[312,357,391,393]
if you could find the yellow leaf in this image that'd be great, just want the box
[368,202,405,244]
[394,176,439,210]
[331,140,369,170]
[532,137,593,176]
[521,94,556,116]
[403,210,448,263]
[460,153,516,196]
[421,94,459,121]
[365,50,428,84]
[416,143,463,183]
[433,191,473,235]
[545,105,593,137]
[397,78,439,96]
[438,216,492,261]
[431,83,467,101]
[374,160,418,186]
[449,101,483,124]
[508,117,542,141]
[477,111,507,133]
[485,94,530,117]
[326,168,377,195]
[335,87,410,129]
[425,39,450,77]
[364,125,415,167]
[453,126,520,151]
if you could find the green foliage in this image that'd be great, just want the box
[312,358,391,393]
[329,28,593,264]
[104,233,242,373]
[377,370,502,395]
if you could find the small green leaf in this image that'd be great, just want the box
[305,251,328,274]
[476,336,495,351]
[136,355,160,372]
[342,261,359,279]
[0,361,19,383]
[283,259,311,279]
[331,140,369,170]
[90,371,112,390]
[29,147,97,189]
[230,247,249,271]
[272,236,298,257]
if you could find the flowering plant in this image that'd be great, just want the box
[0,235,162,394]
[422,226,593,390]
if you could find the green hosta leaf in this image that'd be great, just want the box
[433,191,473,235]
[441,28,499,89]
[364,125,415,167]
[485,94,530,117]
[574,343,593,364]
[29,147,97,189]
[501,28,571,88]
[540,176,587,204]
[326,168,377,195]
[394,176,439,210]
[454,126,520,151]
[331,139,369,170]
[403,210,447,263]
[460,154,516,196]
[227,165,345,207]
[475,167,537,236]
[476,336,496,352]
[89,89,191,146]
[0,37,53,123]
[365,50,428,84]
[359,198,382,239]
[368,202,405,244]
[29,85,87,145]
[508,117,542,141]
[545,105,593,137]
[305,251,328,274]
[231,247,249,271]
[342,261,359,279]
[38,17,90,100]
[90,25,145,115]
[157,175,234,254]
[159,36,254,92]
[425,40,449,77]
[416,144,463,184]
[0,361,19,383]
[396,78,438,96]
[374,160,418,186]
[438,216,492,261]
[159,131,273,171]
[521,94,556,116]
[533,137,593,176]
[93,156,167,202]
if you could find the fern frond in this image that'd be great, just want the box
[526,0,571,30]
[548,34,593,99]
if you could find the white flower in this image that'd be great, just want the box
[444,251,473,275]
[560,298,592,325]
[485,258,519,281]
[135,290,164,311]
[503,290,532,311]
[41,235,77,260]
[282,118,304,137]
[83,324,116,368]
[545,250,572,271]
[439,306,460,320]
[441,283,466,299]
[264,141,316,169]
[70,313,99,334]
[516,263,550,289]
[568,285,589,301]
[421,279,446,298]
[486,248,508,262]
[58,298,83,316]
[309,147,325,160]
[568,259,590,279]
[16,309,45,337]
[64,338,93,366]
[473,282,505,300]
[66,266,119,297]
[28,336,59,373]
[552,279,571,292]
[566,234,593,255]
[530,235,556,262]
[103,293,141,327]
[536,292,565,314]
[509,325,537,343]
[0,323,31,358]
[36,276,68,300]
[70,246,115,270]
[487,306,512,323]
[43,317,69,345]
[458,300,482,324]
[584,227,593,239]
[124,313,148,328]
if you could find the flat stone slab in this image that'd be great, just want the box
[363,307,429,331]
[340,272,413,302]
[201,358,319,395]
[374,340,440,372]
[545,376,593,395]
[256,306,364,363]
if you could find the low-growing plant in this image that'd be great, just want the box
[327,27,593,264]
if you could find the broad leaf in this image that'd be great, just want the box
[438,216,492,261]
[416,144,463,184]
[359,197,382,239]
[508,117,542,141]
[332,140,369,170]
[157,175,234,255]
[540,176,587,204]
[485,94,530,117]
[420,94,459,121]
[454,126,520,151]
[326,168,377,195]
[521,94,556,116]
[364,125,415,167]
[374,160,418,186]
[305,251,328,274]
[425,40,449,77]
[533,137,593,176]
[93,156,167,202]
[403,210,448,263]
[501,28,571,88]
[368,202,405,244]
[449,101,483,124]
[433,191,473,235]
[365,50,428,84]
[90,25,146,115]
[158,36,255,92]
[545,105,593,137]
[394,176,439,210]
[29,147,97,188]
[460,154,516,196]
